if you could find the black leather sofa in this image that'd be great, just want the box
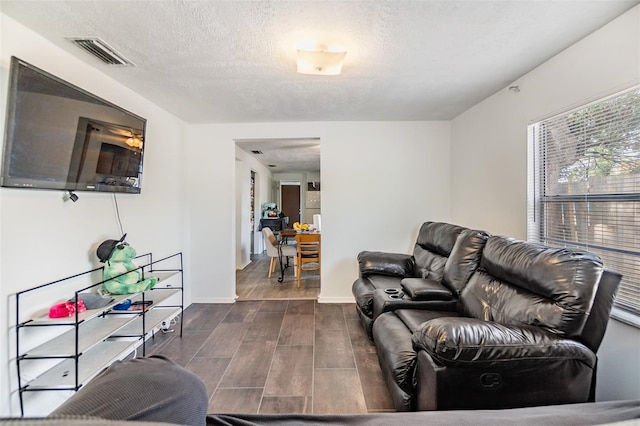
[352,221,479,338]
[370,233,622,411]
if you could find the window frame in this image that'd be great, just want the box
[527,86,640,328]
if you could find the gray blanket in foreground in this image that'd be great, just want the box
[7,401,639,426]
[2,401,639,426]
[207,400,640,426]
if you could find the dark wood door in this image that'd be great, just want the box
[281,184,300,226]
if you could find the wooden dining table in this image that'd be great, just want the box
[277,229,321,282]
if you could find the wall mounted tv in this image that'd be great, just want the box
[1,56,146,194]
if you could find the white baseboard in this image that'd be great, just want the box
[190,297,236,303]
[191,296,355,304]
[236,259,252,271]
[317,295,356,303]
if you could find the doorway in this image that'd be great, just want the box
[281,183,301,225]
[234,138,321,300]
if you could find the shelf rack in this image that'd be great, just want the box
[14,252,184,416]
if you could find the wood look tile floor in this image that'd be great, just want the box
[236,253,320,300]
[146,300,395,414]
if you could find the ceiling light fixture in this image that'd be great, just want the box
[126,136,143,149]
[297,47,347,76]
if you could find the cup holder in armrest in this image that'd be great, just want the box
[388,292,404,299]
[384,288,400,295]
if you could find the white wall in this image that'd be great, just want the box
[0,15,188,415]
[235,158,245,268]
[450,6,640,401]
[235,146,274,269]
[186,121,451,303]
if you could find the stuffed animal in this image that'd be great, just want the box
[96,234,157,295]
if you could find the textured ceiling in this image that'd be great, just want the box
[236,138,321,173]
[1,0,638,171]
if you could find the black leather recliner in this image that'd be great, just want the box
[352,222,470,337]
[372,235,622,411]
[371,228,489,323]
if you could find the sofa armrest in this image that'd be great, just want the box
[401,278,454,301]
[358,251,414,278]
[372,289,457,321]
[411,317,595,368]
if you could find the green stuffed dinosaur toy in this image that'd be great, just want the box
[96,234,157,295]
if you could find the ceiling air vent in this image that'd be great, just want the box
[67,37,135,66]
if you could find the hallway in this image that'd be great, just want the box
[236,253,320,300]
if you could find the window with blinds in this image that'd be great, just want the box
[528,86,640,318]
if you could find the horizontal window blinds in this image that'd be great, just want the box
[529,87,640,315]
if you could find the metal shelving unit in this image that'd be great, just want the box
[15,252,184,416]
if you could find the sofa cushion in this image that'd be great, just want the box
[415,222,466,257]
[441,229,489,295]
[412,247,447,281]
[401,278,454,301]
[460,236,604,339]
[395,309,460,332]
[411,317,596,368]
[412,222,466,281]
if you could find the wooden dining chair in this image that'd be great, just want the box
[295,233,320,288]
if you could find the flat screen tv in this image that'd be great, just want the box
[1,56,146,194]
